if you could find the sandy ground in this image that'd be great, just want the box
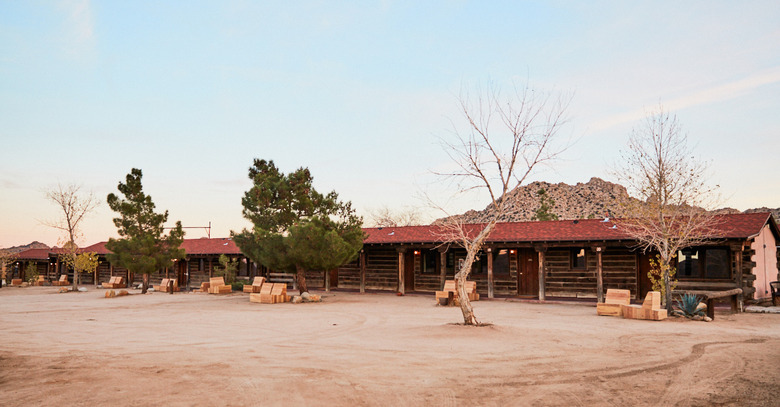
[1,286,778,407]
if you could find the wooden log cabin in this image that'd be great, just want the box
[9,248,55,283]
[330,212,779,304]
[69,238,257,290]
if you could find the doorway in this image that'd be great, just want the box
[518,249,539,297]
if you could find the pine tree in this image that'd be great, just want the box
[532,188,559,221]
[232,159,363,294]
[106,168,185,293]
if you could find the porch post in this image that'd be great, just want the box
[397,248,405,295]
[536,246,546,301]
[359,250,366,294]
[733,243,744,312]
[438,247,447,289]
[595,246,604,303]
[487,247,494,299]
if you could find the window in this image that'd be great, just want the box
[677,247,730,279]
[422,249,437,274]
[493,249,510,275]
[571,248,587,269]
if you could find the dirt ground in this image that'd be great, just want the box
[1,286,778,406]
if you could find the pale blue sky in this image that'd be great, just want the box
[1,1,779,248]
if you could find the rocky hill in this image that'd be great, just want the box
[433,177,778,224]
[0,241,50,255]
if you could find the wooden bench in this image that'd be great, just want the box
[673,288,742,320]
[596,289,631,316]
[271,283,290,303]
[34,275,46,286]
[102,276,127,289]
[52,275,70,286]
[194,281,210,293]
[207,277,232,294]
[250,281,274,303]
[243,276,266,293]
[11,278,23,286]
[153,278,179,293]
[435,280,479,305]
[621,291,667,321]
[268,273,297,290]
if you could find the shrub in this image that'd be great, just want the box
[25,262,39,284]
[675,293,704,318]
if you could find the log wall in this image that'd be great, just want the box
[544,248,638,298]
[363,247,398,290]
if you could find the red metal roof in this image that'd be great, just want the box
[13,248,53,260]
[363,212,775,245]
[78,238,242,256]
[181,238,242,255]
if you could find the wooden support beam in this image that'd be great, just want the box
[536,247,546,301]
[487,247,494,299]
[734,244,744,312]
[359,250,366,294]
[398,249,405,295]
[325,268,331,292]
[439,248,447,290]
[595,246,604,303]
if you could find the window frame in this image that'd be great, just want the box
[571,248,587,270]
[676,246,731,280]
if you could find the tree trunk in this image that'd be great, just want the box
[663,264,672,313]
[141,273,149,294]
[457,269,478,325]
[296,265,308,295]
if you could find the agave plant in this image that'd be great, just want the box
[675,293,704,318]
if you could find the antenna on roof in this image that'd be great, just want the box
[165,221,211,238]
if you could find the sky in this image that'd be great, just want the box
[1,1,779,248]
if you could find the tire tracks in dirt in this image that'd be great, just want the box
[494,337,768,387]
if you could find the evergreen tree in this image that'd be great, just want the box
[532,188,559,221]
[232,159,363,294]
[105,168,185,294]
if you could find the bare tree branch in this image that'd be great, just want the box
[43,183,99,289]
[614,106,722,311]
[433,82,571,325]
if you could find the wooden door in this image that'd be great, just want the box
[404,250,415,291]
[637,252,653,300]
[518,249,539,296]
[177,261,188,289]
[329,268,339,289]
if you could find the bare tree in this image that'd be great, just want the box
[0,250,16,288]
[368,206,423,227]
[44,184,99,290]
[436,83,570,325]
[614,106,720,312]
